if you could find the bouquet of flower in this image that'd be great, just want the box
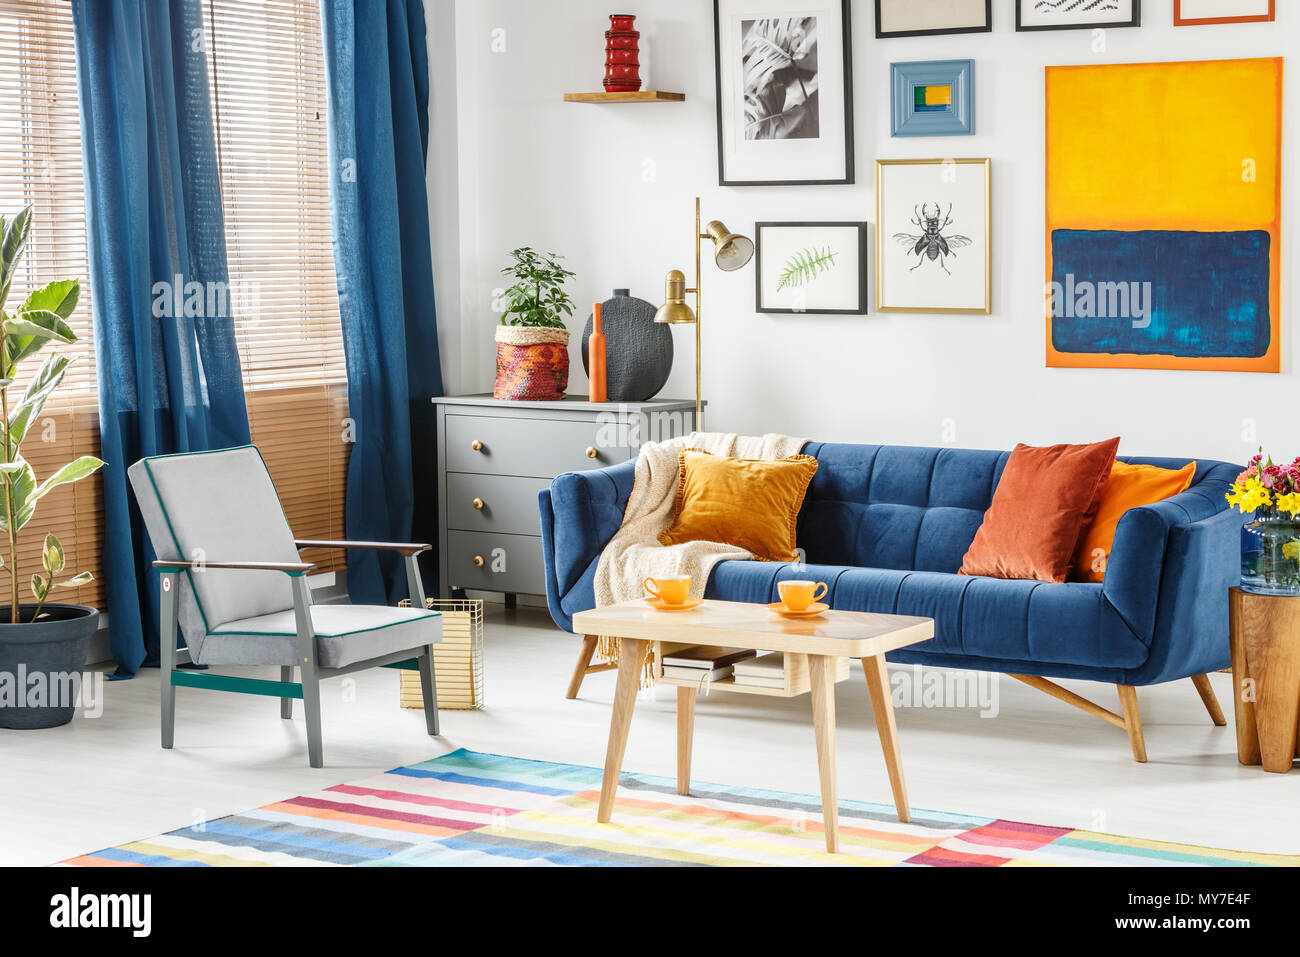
[1231,452,1300,595]
[1226,451,1300,517]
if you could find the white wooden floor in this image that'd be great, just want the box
[2,603,1296,866]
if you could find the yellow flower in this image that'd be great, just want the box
[1229,477,1273,513]
[1284,540,1300,562]
[1275,492,1300,518]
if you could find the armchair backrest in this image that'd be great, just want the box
[128,446,302,658]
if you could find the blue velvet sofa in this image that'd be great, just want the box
[539,442,1244,761]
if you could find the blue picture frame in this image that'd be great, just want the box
[890,60,974,137]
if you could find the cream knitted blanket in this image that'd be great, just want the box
[592,432,808,678]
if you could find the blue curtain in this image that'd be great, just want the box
[320,1,444,605]
[72,0,250,676]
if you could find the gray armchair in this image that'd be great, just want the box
[128,445,442,768]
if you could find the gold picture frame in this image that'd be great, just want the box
[875,157,991,314]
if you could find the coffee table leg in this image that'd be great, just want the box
[677,685,696,795]
[807,654,839,853]
[597,637,649,823]
[861,654,911,823]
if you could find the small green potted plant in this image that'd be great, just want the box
[493,247,576,400]
[0,206,105,729]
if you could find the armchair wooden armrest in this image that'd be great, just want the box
[295,540,430,557]
[153,559,317,575]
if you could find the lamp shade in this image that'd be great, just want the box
[654,268,697,324]
[706,220,755,272]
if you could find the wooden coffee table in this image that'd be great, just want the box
[571,599,934,853]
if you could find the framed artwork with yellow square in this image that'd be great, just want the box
[1045,58,1282,372]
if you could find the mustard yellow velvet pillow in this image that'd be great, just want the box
[658,449,818,561]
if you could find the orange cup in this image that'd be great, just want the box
[778,580,827,612]
[643,575,691,605]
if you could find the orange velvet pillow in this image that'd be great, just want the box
[958,437,1121,583]
[658,449,818,562]
[1071,460,1196,583]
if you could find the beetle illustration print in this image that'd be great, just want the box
[894,202,973,276]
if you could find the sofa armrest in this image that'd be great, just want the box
[1103,461,1242,653]
[542,460,636,602]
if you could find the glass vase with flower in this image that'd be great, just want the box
[1228,451,1300,597]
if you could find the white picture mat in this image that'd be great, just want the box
[758,225,863,311]
[717,0,847,182]
[878,0,988,33]
[1019,0,1135,27]
[878,162,988,312]
[1178,0,1271,19]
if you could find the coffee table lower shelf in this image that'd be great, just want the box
[657,654,851,697]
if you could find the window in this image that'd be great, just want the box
[0,0,350,618]
[0,0,105,610]
[206,0,350,573]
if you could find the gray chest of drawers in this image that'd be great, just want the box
[432,394,698,600]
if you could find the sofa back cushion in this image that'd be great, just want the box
[798,442,1215,575]
[799,444,1008,572]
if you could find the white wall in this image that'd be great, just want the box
[435,0,1298,465]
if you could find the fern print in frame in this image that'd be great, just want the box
[756,222,867,315]
[775,247,839,291]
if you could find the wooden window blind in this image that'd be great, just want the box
[205,0,350,574]
[0,0,105,611]
[0,0,350,624]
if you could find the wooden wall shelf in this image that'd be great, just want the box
[563,91,685,103]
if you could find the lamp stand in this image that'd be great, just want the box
[687,196,705,432]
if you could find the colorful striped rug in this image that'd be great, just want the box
[65,749,1297,867]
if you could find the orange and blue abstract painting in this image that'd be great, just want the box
[1046,58,1282,372]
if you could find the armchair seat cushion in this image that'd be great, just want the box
[199,605,440,668]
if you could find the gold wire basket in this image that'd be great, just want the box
[398,597,484,710]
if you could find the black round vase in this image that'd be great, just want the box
[0,603,99,729]
[581,289,673,402]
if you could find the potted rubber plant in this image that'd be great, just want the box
[493,247,576,400]
[0,206,104,729]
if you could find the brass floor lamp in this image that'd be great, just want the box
[654,197,754,432]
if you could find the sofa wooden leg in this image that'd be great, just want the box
[565,635,598,699]
[1117,685,1147,763]
[565,634,623,700]
[1190,674,1228,727]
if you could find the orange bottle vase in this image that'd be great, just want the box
[588,301,607,402]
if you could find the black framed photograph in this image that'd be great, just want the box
[713,0,854,186]
[1016,0,1140,31]
[875,0,992,38]
[755,222,868,314]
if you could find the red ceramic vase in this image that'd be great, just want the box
[602,14,641,92]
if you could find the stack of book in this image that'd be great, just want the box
[661,646,756,682]
[731,652,786,690]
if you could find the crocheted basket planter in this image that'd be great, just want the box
[493,325,570,401]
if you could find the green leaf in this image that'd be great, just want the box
[775,246,839,292]
[0,206,32,308]
[0,459,37,533]
[29,573,48,604]
[4,309,75,343]
[8,354,72,451]
[43,533,64,576]
[55,571,92,589]
[17,278,79,321]
[35,455,104,501]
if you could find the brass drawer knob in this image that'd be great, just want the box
[472,497,485,510]
[471,439,484,451]
[472,555,485,568]
[585,446,599,459]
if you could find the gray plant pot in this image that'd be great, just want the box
[0,603,99,729]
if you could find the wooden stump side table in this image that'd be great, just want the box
[1229,586,1300,773]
